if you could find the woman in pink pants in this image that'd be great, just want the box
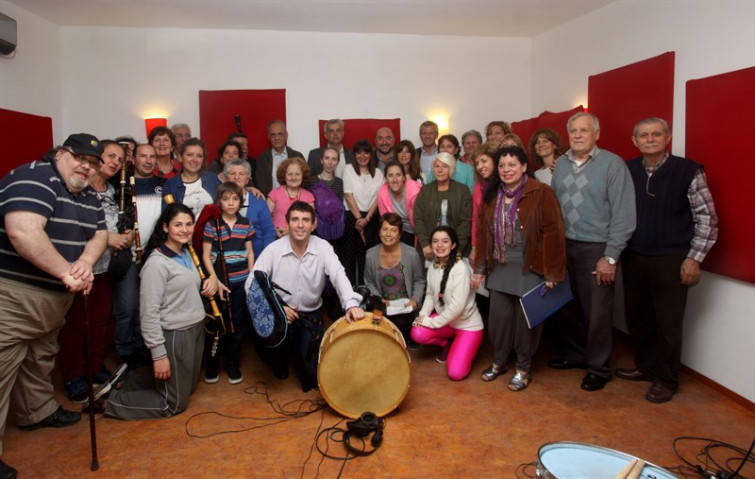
[411,226,484,380]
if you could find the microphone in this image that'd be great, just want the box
[235,115,242,133]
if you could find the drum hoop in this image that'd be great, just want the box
[536,441,678,478]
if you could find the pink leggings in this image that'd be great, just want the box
[411,325,483,381]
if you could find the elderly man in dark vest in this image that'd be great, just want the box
[615,117,718,403]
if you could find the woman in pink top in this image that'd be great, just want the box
[377,161,421,246]
[266,157,315,237]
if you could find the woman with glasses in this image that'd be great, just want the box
[472,146,566,391]
[58,141,132,402]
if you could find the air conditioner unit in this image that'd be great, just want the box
[0,13,17,55]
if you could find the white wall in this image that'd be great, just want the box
[532,0,755,402]
[57,26,531,148]
[0,1,62,136]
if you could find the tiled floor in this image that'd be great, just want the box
[3,332,754,478]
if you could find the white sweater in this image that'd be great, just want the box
[418,259,483,332]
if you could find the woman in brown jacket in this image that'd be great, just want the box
[472,146,566,391]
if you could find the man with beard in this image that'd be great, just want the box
[0,133,108,479]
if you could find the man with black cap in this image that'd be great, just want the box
[0,133,108,479]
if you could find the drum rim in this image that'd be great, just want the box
[536,441,678,477]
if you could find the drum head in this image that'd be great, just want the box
[318,320,410,419]
[537,441,678,478]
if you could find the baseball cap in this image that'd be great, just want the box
[63,133,104,160]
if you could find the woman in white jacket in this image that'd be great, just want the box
[411,226,484,380]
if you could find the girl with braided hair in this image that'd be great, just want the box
[411,226,484,380]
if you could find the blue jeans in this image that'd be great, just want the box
[113,263,145,358]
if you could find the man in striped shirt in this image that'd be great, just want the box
[0,134,107,479]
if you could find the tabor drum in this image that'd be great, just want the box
[537,441,678,478]
[318,313,411,419]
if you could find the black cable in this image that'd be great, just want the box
[184,381,327,439]
[299,408,328,479]
[515,461,537,478]
[672,436,755,479]
[731,435,755,479]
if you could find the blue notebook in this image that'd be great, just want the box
[519,273,572,329]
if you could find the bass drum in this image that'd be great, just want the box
[318,313,411,419]
[537,441,678,478]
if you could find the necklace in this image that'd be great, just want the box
[285,186,301,200]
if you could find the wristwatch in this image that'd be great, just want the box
[604,256,617,265]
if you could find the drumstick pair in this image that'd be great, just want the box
[613,458,645,479]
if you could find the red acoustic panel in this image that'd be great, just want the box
[511,105,584,163]
[0,108,54,178]
[510,117,539,153]
[316,118,401,150]
[199,89,286,162]
[687,66,755,283]
[588,52,675,160]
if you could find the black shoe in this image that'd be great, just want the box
[204,357,220,384]
[18,406,81,431]
[646,383,674,403]
[273,363,289,380]
[615,367,652,382]
[227,365,243,385]
[436,341,452,364]
[0,459,17,479]
[581,373,610,392]
[548,358,588,370]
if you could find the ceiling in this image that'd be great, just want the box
[10,0,613,38]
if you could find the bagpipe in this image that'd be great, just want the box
[108,161,135,279]
[247,270,289,348]
[163,194,227,357]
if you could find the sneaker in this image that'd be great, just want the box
[205,362,220,384]
[227,365,243,385]
[64,377,88,404]
[436,340,452,364]
[81,363,129,408]
[81,396,107,419]
[92,367,112,385]
[406,340,421,351]
[18,406,81,431]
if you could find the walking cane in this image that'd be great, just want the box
[82,291,99,471]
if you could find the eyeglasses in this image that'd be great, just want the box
[72,153,102,170]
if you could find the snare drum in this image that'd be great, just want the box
[318,313,411,418]
[537,441,678,478]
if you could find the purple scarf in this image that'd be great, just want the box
[493,175,527,262]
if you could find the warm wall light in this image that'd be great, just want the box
[430,114,450,136]
[145,117,167,138]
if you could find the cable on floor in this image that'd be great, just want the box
[183,381,327,439]
[670,435,755,479]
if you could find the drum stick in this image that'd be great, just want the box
[613,458,645,479]
[613,459,636,479]
[626,459,645,479]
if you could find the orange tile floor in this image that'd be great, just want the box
[3,333,754,478]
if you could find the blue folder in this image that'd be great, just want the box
[519,273,572,329]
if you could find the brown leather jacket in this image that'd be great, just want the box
[473,177,566,282]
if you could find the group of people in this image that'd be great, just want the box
[0,113,718,479]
